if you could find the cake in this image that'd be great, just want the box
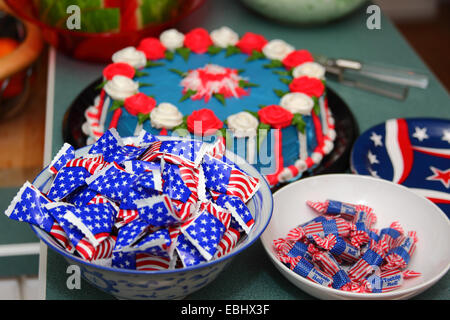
[82,27,336,187]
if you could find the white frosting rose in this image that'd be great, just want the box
[159,28,185,51]
[104,75,139,101]
[262,39,294,61]
[111,46,147,69]
[150,102,183,129]
[280,92,314,115]
[292,62,326,80]
[210,26,239,48]
[227,111,259,138]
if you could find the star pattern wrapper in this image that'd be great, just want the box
[3,129,260,270]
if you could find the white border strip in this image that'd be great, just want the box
[39,46,57,300]
[0,242,40,257]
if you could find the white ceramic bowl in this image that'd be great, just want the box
[31,137,273,300]
[261,174,450,300]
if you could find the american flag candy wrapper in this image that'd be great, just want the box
[353,204,377,227]
[312,251,352,291]
[44,202,96,260]
[201,154,260,203]
[92,235,117,262]
[134,168,163,192]
[311,234,360,263]
[306,199,357,221]
[124,129,159,148]
[112,251,136,269]
[215,227,241,258]
[303,217,352,239]
[48,143,75,175]
[62,203,117,248]
[5,181,55,233]
[118,229,174,270]
[113,218,151,252]
[216,194,254,234]
[136,253,172,271]
[87,194,117,207]
[378,221,404,254]
[85,162,138,202]
[114,209,139,228]
[274,238,314,262]
[382,231,418,271]
[126,228,172,254]
[176,232,207,267]
[161,163,194,203]
[229,216,245,233]
[347,245,385,282]
[135,194,180,227]
[280,256,333,288]
[350,223,380,248]
[5,182,76,252]
[403,269,421,279]
[47,166,92,201]
[181,208,227,261]
[285,216,332,240]
[206,136,226,159]
[63,157,107,175]
[172,201,197,221]
[87,128,149,164]
[300,215,330,227]
[48,220,75,253]
[88,128,124,156]
[199,201,232,230]
[353,209,377,229]
[66,186,98,207]
[139,139,209,169]
[362,269,404,293]
[109,144,151,164]
[119,184,159,210]
[123,159,161,175]
[285,226,306,242]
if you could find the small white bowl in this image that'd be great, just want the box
[31,136,273,300]
[261,174,450,300]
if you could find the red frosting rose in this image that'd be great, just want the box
[282,49,314,70]
[235,32,268,55]
[258,105,293,129]
[289,76,325,97]
[137,37,166,60]
[103,63,136,80]
[187,108,223,135]
[124,93,156,116]
[183,28,213,54]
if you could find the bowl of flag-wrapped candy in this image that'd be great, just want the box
[260,174,450,300]
[5,129,273,300]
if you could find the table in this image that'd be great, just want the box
[41,0,449,299]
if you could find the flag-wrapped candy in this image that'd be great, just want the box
[3,128,260,272]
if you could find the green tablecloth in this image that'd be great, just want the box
[43,0,449,299]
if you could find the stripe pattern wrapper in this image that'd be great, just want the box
[3,129,260,270]
[274,198,420,293]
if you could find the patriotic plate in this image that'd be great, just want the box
[63,78,359,191]
[351,118,450,216]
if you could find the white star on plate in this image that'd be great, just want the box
[412,127,429,142]
[442,129,450,144]
[367,151,379,165]
[369,132,383,147]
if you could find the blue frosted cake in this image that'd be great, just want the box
[82,27,336,187]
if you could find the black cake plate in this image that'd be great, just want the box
[62,78,359,192]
